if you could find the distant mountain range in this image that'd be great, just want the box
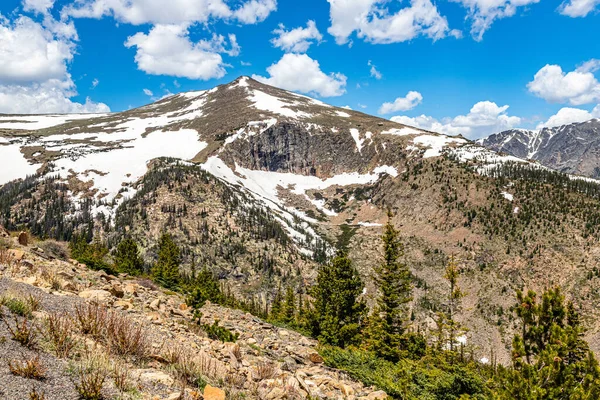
[478,119,600,178]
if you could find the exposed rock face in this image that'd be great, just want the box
[478,119,600,177]
[18,231,28,246]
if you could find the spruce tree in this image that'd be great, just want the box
[308,251,366,348]
[153,233,181,289]
[113,237,144,275]
[435,255,466,353]
[363,211,412,362]
[497,287,600,399]
[282,286,296,324]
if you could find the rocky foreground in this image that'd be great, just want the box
[0,231,387,400]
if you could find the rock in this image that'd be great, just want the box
[367,390,388,400]
[149,298,162,310]
[109,283,125,298]
[341,384,355,397]
[7,249,24,261]
[178,303,188,311]
[18,231,28,246]
[57,270,75,280]
[278,329,289,338]
[203,385,226,400]
[20,259,34,269]
[79,289,111,302]
[124,283,138,296]
[0,225,8,238]
[308,352,324,364]
[166,393,182,400]
[138,369,175,386]
[115,300,133,310]
[265,387,286,399]
[246,338,257,345]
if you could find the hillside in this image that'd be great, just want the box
[478,119,600,178]
[4,77,600,366]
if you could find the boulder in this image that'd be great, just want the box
[78,289,111,302]
[7,249,24,261]
[367,391,388,400]
[203,385,226,400]
[308,352,324,364]
[138,369,174,386]
[18,231,28,246]
[109,283,125,298]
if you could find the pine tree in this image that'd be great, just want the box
[113,237,144,275]
[282,286,296,324]
[270,285,283,320]
[435,255,466,354]
[497,287,600,399]
[153,233,181,289]
[363,211,412,362]
[308,251,367,348]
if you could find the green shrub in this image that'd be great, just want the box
[202,320,238,343]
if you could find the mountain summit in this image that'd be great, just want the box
[478,119,600,178]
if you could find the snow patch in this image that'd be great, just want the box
[382,127,423,136]
[0,114,109,130]
[248,90,312,119]
[501,191,514,201]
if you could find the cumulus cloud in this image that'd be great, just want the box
[558,0,600,17]
[379,91,422,114]
[22,0,55,13]
[0,79,110,114]
[125,25,239,80]
[451,0,540,41]
[536,105,600,128]
[233,0,277,24]
[0,14,108,114]
[368,60,382,79]
[252,53,347,97]
[327,0,461,45]
[63,0,275,25]
[527,61,600,105]
[271,20,322,53]
[391,101,521,138]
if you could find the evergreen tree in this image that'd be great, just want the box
[112,237,144,275]
[152,233,181,289]
[496,287,600,399]
[270,285,283,320]
[435,255,466,354]
[282,286,296,324]
[363,211,412,362]
[308,251,367,348]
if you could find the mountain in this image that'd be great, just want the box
[477,119,600,178]
[4,77,600,365]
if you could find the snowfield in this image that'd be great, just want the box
[0,114,108,130]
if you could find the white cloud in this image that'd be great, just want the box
[63,0,275,25]
[536,105,600,128]
[451,0,540,41]
[23,0,55,13]
[91,78,99,88]
[143,88,153,96]
[0,16,72,84]
[252,53,347,97]
[0,14,108,114]
[527,62,600,105]
[342,105,352,110]
[368,60,382,79]
[271,20,322,53]
[327,0,461,45]
[558,0,600,17]
[0,79,110,114]
[379,91,422,114]
[233,0,277,24]
[125,25,237,80]
[391,101,521,138]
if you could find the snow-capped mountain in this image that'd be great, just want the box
[6,77,600,362]
[478,119,600,178]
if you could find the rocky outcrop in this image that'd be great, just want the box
[0,235,386,399]
[478,119,600,177]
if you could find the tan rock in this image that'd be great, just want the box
[367,390,388,400]
[7,249,24,261]
[109,283,125,298]
[166,392,182,400]
[138,369,174,386]
[203,385,226,400]
[124,283,138,296]
[178,303,188,311]
[78,289,111,301]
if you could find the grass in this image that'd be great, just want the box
[29,387,46,400]
[42,312,78,358]
[105,311,149,359]
[8,354,46,380]
[3,314,38,348]
[0,292,41,318]
[72,348,109,400]
[74,302,107,338]
[319,346,491,400]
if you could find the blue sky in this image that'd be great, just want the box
[0,0,599,138]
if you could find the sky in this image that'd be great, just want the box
[0,0,599,139]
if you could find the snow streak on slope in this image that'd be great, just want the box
[0,143,40,183]
[0,114,108,130]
